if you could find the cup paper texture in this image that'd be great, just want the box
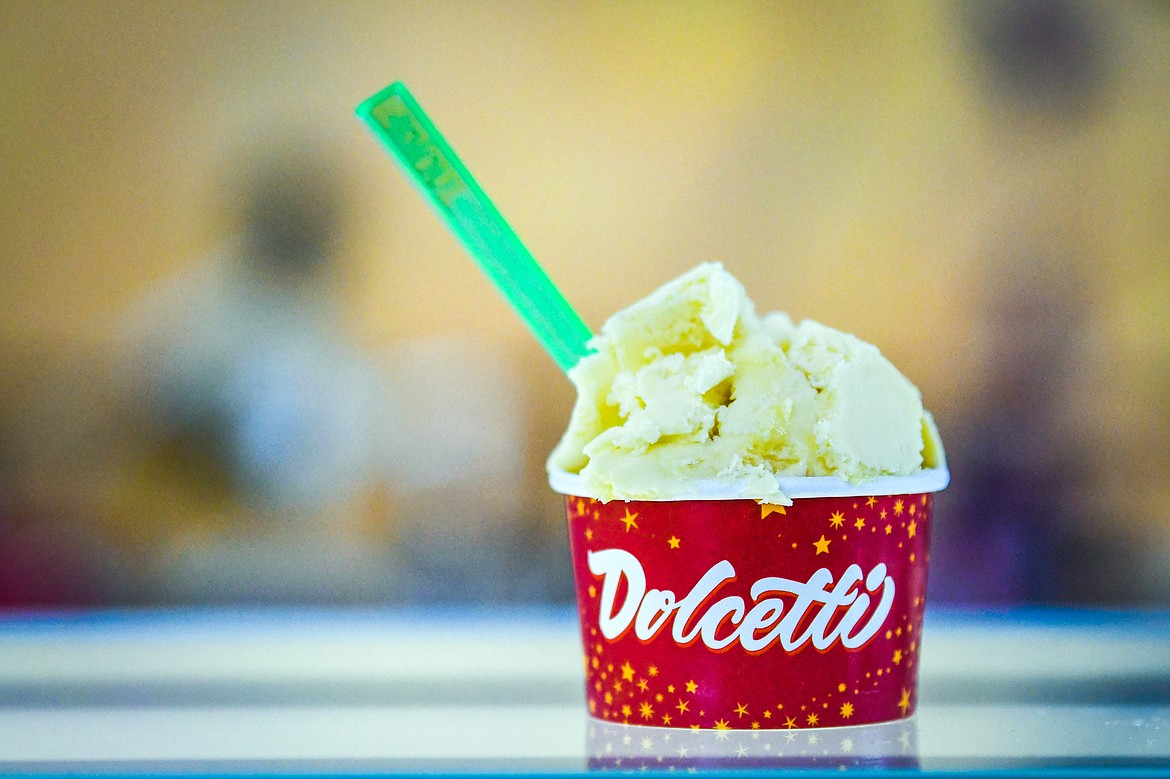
[559,474,941,730]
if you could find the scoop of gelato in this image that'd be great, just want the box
[548,263,944,503]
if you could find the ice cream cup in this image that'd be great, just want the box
[551,467,949,731]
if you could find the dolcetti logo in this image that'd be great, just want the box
[588,549,895,653]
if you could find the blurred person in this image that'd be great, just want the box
[129,147,376,520]
[930,250,1130,603]
[114,141,390,602]
[926,0,1157,604]
[113,138,547,604]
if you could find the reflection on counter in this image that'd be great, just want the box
[586,717,918,771]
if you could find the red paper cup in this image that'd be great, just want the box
[551,468,949,731]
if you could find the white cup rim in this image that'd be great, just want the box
[548,467,950,501]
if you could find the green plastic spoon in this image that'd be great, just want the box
[356,82,593,373]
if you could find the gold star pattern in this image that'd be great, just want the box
[734,703,749,718]
[784,716,798,729]
[661,713,672,725]
[685,680,699,694]
[675,699,690,714]
[866,496,878,508]
[620,509,639,532]
[620,661,635,682]
[828,511,846,528]
[621,704,632,718]
[667,535,681,549]
[806,713,819,726]
[838,683,847,693]
[584,528,593,541]
[639,702,654,720]
[813,535,831,555]
[760,503,787,518]
[908,519,917,538]
[898,688,912,715]
[885,524,893,535]
[854,517,866,529]
[648,665,658,677]
[714,719,731,730]
[894,499,904,516]
[893,649,903,665]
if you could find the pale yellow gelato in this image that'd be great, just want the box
[548,263,944,503]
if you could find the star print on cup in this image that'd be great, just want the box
[565,492,933,729]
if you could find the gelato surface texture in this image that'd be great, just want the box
[548,263,944,503]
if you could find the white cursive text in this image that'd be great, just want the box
[587,548,895,653]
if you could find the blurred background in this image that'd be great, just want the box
[1,1,1167,609]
